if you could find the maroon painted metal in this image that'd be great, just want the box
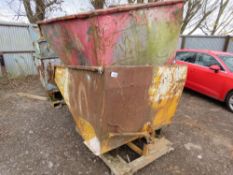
[38,1,183,66]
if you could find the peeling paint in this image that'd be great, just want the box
[39,1,183,67]
[40,0,186,156]
[54,65,187,155]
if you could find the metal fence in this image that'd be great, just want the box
[180,35,233,53]
[0,21,38,77]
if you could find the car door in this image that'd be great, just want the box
[191,53,226,99]
[175,51,197,88]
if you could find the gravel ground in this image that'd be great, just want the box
[0,76,232,175]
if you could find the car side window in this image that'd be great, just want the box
[195,53,224,70]
[176,52,196,63]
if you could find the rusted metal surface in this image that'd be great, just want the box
[38,40,58,59]
[55,65,187,155]
[38,1,183,66]
[35,58,61,92]
[39,0,186,155]
[33,40,61,98]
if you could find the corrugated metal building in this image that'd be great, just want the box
[0,21,38,77]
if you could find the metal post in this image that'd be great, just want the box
[181,35,186,49]
[0,54,7,77]
[223,35,231,52]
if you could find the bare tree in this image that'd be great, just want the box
[200,0,233,35]
[128,0,159,3]
[90,0,220,35]
[90,0,154,8]
[90,0,160,7]
[90,0,105,9]
[4,0,233,35]
[181,0,233,35]
[7,0,63,23]
[181,0,219,35]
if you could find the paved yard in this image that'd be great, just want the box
[0,76,233,175]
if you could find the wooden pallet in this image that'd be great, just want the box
[51,99,65,108]
[99,137,174,175]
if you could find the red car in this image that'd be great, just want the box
[175,49,233,112]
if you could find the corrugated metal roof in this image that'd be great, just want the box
[0,25,35,52]
[0,21,37,27]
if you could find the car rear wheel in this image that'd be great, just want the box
[226,91,233,112]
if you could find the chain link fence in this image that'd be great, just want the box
[180,35,233,53]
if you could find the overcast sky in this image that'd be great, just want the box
[0,0,93,23]
[0,0,128,23]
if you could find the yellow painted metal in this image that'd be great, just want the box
[54,65,187,155]
[149,66,187,129]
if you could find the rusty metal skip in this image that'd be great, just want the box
[38,1,187,174]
